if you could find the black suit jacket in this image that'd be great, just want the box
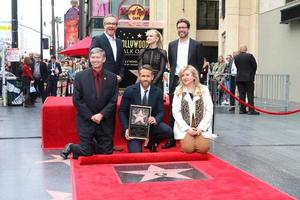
[47,62,62,80]
[118,83,164,136]
[234,52,257,82]
[90,33,125,78]
[73,68,118,136]
[168,38,204,91]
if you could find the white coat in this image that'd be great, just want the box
[172,85,213,139]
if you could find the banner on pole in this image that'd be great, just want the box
[6,48,20,62]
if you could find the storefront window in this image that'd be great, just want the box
[197,0,219,29]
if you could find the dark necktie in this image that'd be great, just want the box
[142,90,148,105]
[95,74,101,97]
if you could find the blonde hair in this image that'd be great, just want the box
[146,29,163,49]
[174,65,203,96]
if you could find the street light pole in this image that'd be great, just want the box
[11,0,19,76]
[51,0,56,56]
[40,0,43,59]
[11,0,18,48]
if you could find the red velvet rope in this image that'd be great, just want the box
[218,83,300,115]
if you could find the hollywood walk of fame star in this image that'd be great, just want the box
[120,164,192,182]
[132,109,147,125]
[47,190,72,200]
[36,154,70,166]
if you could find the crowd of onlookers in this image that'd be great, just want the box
[200,53,238,108]
[3,53,89,107]
[3,50,242,110]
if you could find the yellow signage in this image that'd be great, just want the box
[127,4,146,20]
[0,25,11,31]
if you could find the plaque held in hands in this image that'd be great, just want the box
[128,105,152,139]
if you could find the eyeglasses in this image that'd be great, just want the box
[177,26,188,29]
[105,22,118,26]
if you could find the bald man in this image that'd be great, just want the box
[234,45,259,115]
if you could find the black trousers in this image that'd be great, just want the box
[229,76,236,106]
[46,76,58,96]
[236,81,255,112]
[71,122,114,158]
[33,79,46,103]
[169,75,179,132]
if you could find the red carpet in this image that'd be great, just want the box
[71,153,295,200]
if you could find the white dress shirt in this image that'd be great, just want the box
[104,32,117,61]
[175,38,190,75]
[231,60,237,75]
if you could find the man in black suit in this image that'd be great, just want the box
[90,15,125,82]
[119,65,172,153]
[235,45,259,115]
[164,18,205,148]
[60,48,118,159]
[32,53,48,103]
[46,55,62,97]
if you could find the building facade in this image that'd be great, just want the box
[79,0,219,62]
[219,0,300,102]
[78,0,300,102]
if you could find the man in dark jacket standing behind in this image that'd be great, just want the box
[90,15,125,83]
[164,18,205,148]
[235,45,259,115]
[32,53,48,103]
[60,48,118,159]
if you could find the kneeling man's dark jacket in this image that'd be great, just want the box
[118,83,164,136]
[73,68,118,154]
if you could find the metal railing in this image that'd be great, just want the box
[254,74,290,110]
[207,73,290,111]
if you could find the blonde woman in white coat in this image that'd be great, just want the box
[172,65,213,153]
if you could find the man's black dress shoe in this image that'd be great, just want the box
[162,139,176,149]
[248,111,260,115]
[239,110,248,114]
[60,143,72,160]
[145,140,158,152]
[149,143,157,152]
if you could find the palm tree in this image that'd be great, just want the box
[54,16,63,52]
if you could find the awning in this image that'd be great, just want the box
[59,36,91,56]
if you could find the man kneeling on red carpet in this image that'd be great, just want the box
[119,65,173,153]
[60,47,118,159]
[172,65,213,153]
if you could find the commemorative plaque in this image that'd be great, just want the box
[128,105,152,139]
